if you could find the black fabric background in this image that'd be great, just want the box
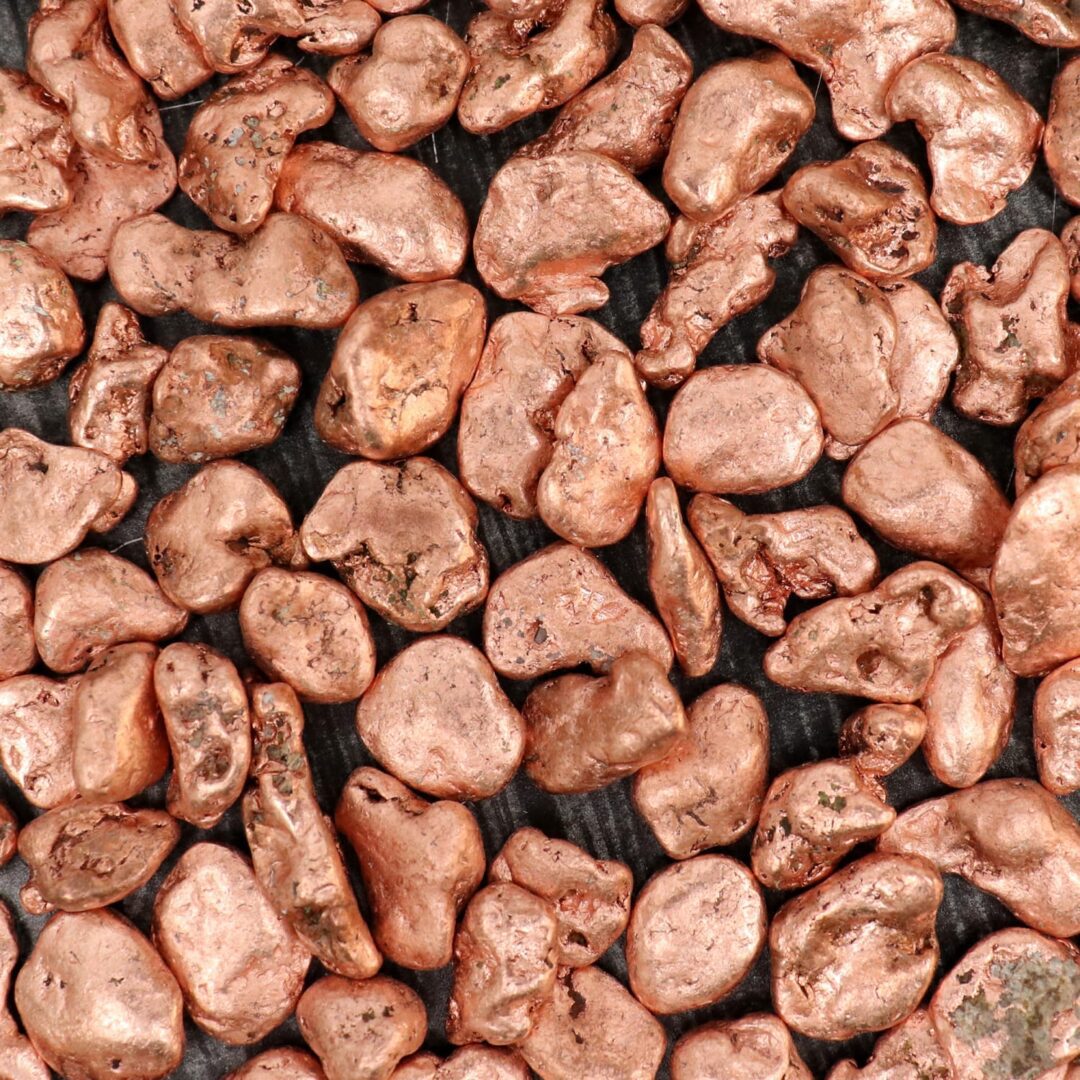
[0,2,1078,1076]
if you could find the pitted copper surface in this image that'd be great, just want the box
[0,564,35,681]
[839,703,927,778]
[173,0,304,73]
[826,1010,952,1080]
[671,1014,811,1080]
[0,674,78,810]
[1035,658,1080,794]
[296,0,381,54]
[107,0,214,99]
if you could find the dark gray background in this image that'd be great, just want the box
[0,1,1076,1075]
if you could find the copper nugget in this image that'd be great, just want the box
[0,675,78,810]
[839,703,928,778]
[107,0,213,99]
[422,1047,530,1080]
[226,1048,328,1080]
[0,564,35,681]
[826,1009,952,1080]
[1035,658,1080,794]
[1046,57,1080,207]
[614,0,687,25]
[953,0,1080,45]
[296,0,380,55]
[1015,370,1080,492]
[671,1014,811,1080]
[173,0,304,73]
[0,902,49,1080]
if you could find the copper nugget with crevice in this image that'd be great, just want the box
[1015,370,1080,493]
[0,901,49,1080]
[107,0,213,99]
[671,1014,811,1080]
[826,1009,952,1080]
[1046,57,1080,207]
[1035,658,1080,794]
[839,703,928,778]
[0,564,35,681]
[173,0,304,73]
[226,1048,328,1080]
[296,0,380,54]
[0,675,78,810]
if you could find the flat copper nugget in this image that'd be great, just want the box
[354,636,524,799]
[15,910,184,1080]
[752,759,895,891]
[1015,371,1080,493]
[942,229,1070,425]
[0,564,35,681]
[34,549,187,673]
[244,684,380,978]
[458,312,630,519]
[626,855,766,1015]
[663,51,813,223]
[956,0,1080,45]
[295,0,381,55]
[173,0,304,73]
[697,0,955,142]
[336,766,485,970]
[0,675,78,809]
[0,241,84,390]
[663,365,823,493]
[328,16,467,151]
[523,651,686,794]
[107,0,213,99]
[473,151,669,315]
[518,25,692,174]
[179,57,334,235]
[839,703,928,778]
[614,0,687,24]
[1035,658,1080,794]
[0,902,49,1080]
[483,542,673,678]
[275,143,469,282]
[226,1048,328,1080]
[297,975,426,1080]
[1046,57,1080,206]
[149,336,300,464]
[154,643,251,828]
[671,1014,811,1080]
[18,802,179,914]
[931,928,1080,1080]
[765,561,983,701]
[153,843,310,1045]
[0,68,73,216]
[146,460,304,614]
[315,281,485,460]
[446,882,558,1046]
[688,496,878,637]
[827,1009,952,1080]
[457,0,616,136]
[886,53,1042,225]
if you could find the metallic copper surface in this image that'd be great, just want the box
[0,901,49,1080]
[614,0,687,25]
[406,1047,530,1080]
[886,52,1042,225]
[523,651,686,794]
[315,281,484,460]
[1046,57,1080,206]
[671,1014,811,1080]
[244,682,380,979]
[336,766,485,970]
[771,853,943,1041]
[173,0,304,73]
[689,496,879,637]
[89,467,138,534]
[0,803,19,867]
[15,910,184,1080]
[482,542,673,678]
[1015,370,1080,493]
[108,212,358,328]
[296,0,380,54]
[633,683,769,860]
[752,759,895,891]
[328,16,467,150]
[107,0,213,99]
[353,636,523,799]
[154,643,251,828]
[626,855,765,1015]
[954,0,1080,45]
[942,229,1070,425]
[226,1048,327,1080]
[663,365,823,492]
[663,51,813,223]
[0,564,35,681]
[766,561,983,701]
[0,674,78,809]
[275,143,469,282]
[473,151,669,315]
[839,703,927,778]
[826,1010,952,1080]
[394,1055,441,1080]
[1035,658,1080,794]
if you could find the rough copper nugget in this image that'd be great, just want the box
[0,675,78,810]
[0,564,35,681]
[15,910,184,1080]
[315,281,485,460]
[154,643,251,828]
[328,16,467,150]
[226,1048,328,1080]
[1045,57,1080,206]
[0,902,49,1080]
[395,1047,530,1080]
[1035,658,1080,794]
[671,1014,811,1080]
[275,143,469,282]
[1064,215,1080,301]
[666,51,813,223]
[173,0,304,73]
[473,151,669,315]
[354,636,524,800]
[614,0,686,25]
[18,802,179,914]
[295,0,381,54]
[886,52,1042,225]
[688,496,878,637]
[1015,371,1080,492]
[107,0,213,99]
[839,703,927,778]
[826,1009,952,1080]
[336,766,485,970]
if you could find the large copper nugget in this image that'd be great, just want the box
[446,882,558,1046]
[765,562,983,701]
[671,1014,811,1080]
[107,0,213,99]
[154,844,310,1044]
[635,194,800,388]
[146,460,304,614]
[315,281,485,460]
[0,902,49,1080]
[328,17,468,151]
[336,766,485,970]
[663,365,823,492]
[180,57,334,235]
[18,802,179,914]
[483,542,673,678]
[173,0,304,73]
[1035,658,1080,794]
[226,1048,327,1080]
[663,51,813,223]
[633,684,769,860]
[839,703,927,778]
[473,151,669,315]
[458,313,630,519]
[886,53,1042,225]
[154,643,251,828]
[689,496,878,637]
[0,675,78,810]
[354,636,524,799]
[15,910,184,1080]
[0,564,35,681]
[627,855,766,1014]
[296,0,381,55]
[1015,370,1080,493]
[275,143,469,282]
[772,853,943,1040]
[244,683,380,979]
[826,1009,952,1080]
[1046,57,1080,207]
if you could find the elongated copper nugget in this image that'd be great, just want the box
[154,643,251,828]
[689,496,879,637]
[1046,57,1080,207]
[953,0,1080,45]
[1015,370,1080,493]
[244,682,380,979]
[671,1014,811,1080]
[0,902,49,1080]
[636,193,800,387]
[107,0,213,99]
[226,1048,328,1080]
[1035,658,1080,794]
[336,767,485,970]
[0,564,35,681]
[0,675,78,810]
[173,0,304,73]
[826,1009,952,1080]
[839,703,927,778]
